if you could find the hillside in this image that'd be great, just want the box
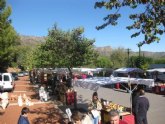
[96,47,165,58]
[19,35,165,58]
[95,46,112,55]
[141,51,165,58]
[20,35,46,47]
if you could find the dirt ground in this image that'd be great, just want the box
[0,76,62,124]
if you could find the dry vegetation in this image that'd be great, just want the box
[20,35,46,47]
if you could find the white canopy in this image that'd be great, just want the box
[147,68,165,73]
[114,67,144,73]
[74,77,154,91]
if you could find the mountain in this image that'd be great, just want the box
[140,51,165,58]
[20,35,46,47]
[95,46,165,58]
[95,46,112,56]
[19,35,165,58]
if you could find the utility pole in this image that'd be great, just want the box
[127,48,131,67]
[138,44,142,68]
[138,45,141,58]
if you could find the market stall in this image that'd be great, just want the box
[101,100,134,124]
[146,68,165,82]
[147,68,165,94]
[74,67,154,120]
[74,76,154,91]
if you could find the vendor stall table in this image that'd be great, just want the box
[153,85,165,95]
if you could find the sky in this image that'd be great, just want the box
[6,0,165,52]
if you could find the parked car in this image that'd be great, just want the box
[23,71,29,76]
[18,71,24,77]
[0,73,15,91]
[11,72,18,80]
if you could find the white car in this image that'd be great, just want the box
[24,71,29,76]
[18,72,24,77]
[0,73,15,91]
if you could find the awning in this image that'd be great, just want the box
[147,68,165,73]
[74,77,154,91]
[114,67,144,73]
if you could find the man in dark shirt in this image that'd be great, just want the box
[132,85,139,115]
[135,89,149,124]
[18,107,30,124]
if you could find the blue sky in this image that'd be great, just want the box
[7,0,165,52]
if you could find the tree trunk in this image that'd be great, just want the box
[68,67,73,79]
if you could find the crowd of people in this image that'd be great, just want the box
[17,88,149,124]
[22,69,149,124]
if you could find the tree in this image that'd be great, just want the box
[95,55,112,68]
[32,44,52,68]
[0,0,20,71]
[16,46,38,70]
[154,58,165,64]
[130,55,153,69]
[42,25,98,77]
[95,0,165,46]
[110,47,127,68]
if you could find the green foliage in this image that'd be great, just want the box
[130,55,153,70]
[0,0,20,71]
[95,0,165,45]
[34,25,98,75]
[110,47,127,68]
[32,44,52,68]
[95,56,112,68]
[154,58,165,64]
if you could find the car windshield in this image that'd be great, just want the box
[4,75,10,81]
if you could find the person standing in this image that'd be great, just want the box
[88,92,102,124]
[135,89,149,124]
[131,85,139,115]
[18,107,30,124]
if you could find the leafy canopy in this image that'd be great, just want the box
[95,56,113,68]
[37,25,98,70]
[110,47,127,68]
[95,0,165,46]
[0,0,20,71]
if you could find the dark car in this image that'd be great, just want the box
[11,72,19,80]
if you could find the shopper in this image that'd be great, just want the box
[135,89,149,124]
[18,107,30,124]
[88,92,102,124]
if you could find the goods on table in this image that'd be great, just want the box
[101,101,131,123]
[103,102,126,113]
[0,92,9,109]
